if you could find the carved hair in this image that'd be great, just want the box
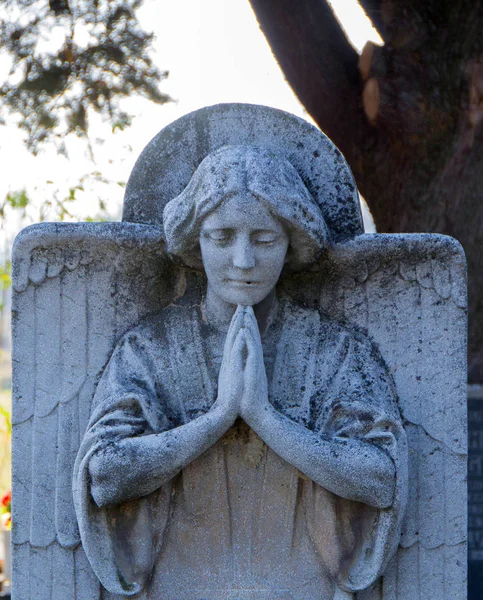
[163,145,329,270]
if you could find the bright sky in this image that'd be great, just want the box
[0,0,382,236]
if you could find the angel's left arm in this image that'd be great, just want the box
[240,314,401,510]
[244,403,396,508]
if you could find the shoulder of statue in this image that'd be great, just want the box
[280,295,363,339]
[128,297,198,338]
[281,295,382,360]
[103,301,201,387]
[126,299,202,358]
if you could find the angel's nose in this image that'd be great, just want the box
[232,239,255,269]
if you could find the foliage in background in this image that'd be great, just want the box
[1,171,115,227]
[0,0,171,153]
[0,409,10,437]
[0,404,11,498]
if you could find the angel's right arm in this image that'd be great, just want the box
[88,398,234,507]
[86,313,244,508]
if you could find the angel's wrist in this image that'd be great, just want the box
[211,397,237,424]
[241,400,262,424]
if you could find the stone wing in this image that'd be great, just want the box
[282,233,467,600]
[11,222,174,599]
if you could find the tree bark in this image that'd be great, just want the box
[249,0,483,382]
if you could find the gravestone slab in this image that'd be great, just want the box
[11,104,467,600]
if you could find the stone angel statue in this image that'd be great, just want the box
[11,104,467,600]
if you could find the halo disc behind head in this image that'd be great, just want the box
[123,103,363,242]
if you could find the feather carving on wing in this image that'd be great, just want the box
[11,222,174,600]
[282,233,467,600]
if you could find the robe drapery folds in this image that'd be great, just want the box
[73,296,407,599]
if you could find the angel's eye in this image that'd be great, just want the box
[253,231,279,245]
[205,229,232,243]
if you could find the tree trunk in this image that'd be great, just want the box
[249,0,483,382]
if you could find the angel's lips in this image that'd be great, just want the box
[225,279,261,286]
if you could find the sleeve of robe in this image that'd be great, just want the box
[302,326,408,593]
[72,326,172,597]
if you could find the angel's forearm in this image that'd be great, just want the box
[245,405,396,509]
[89,404,232,507]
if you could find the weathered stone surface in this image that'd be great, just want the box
[123,103,363,243]
[11,104,466,599]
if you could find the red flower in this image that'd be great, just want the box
[1,491,11,513]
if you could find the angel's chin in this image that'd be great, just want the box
[226,291,269,307]
[214,284,270,308]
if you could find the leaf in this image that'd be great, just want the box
[0,0,172,153]
[6,190,29,209]
[0,407,12,435]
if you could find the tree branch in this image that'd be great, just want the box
[358,0,387,39]
[248,0,371,160]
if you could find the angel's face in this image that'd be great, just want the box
[199,193,289,307]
